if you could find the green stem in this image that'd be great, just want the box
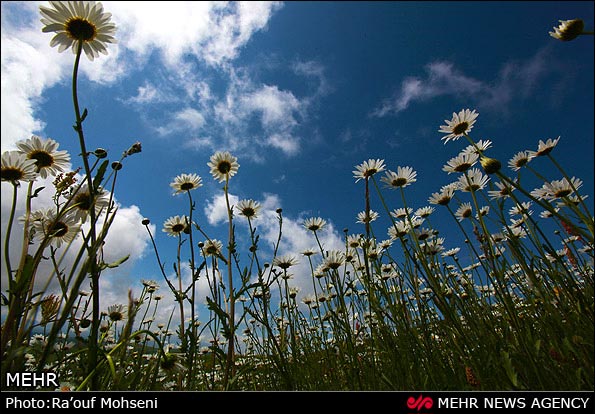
[72,40,99,390]
[223,175,236,388]
[3,183,18,286]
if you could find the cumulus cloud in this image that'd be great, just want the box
[105,1,283,67]
[204,193,240,226]
[0,174,154,309]
[1,1,286,149]
[372,47,566,117]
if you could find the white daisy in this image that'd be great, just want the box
[438,109,479,144]
[39,0,117,61]
[1,151,38,184]
[16,135,70,179]
[208,151,239,183]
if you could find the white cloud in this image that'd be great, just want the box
[267,133,300,155]
[1,15,64,149]
[1,1,284,150]
[0,171,154,317]
[243,85,301,128]
[204,193,240,226]
[104,1,283,67]
[204,192,345,299]
[156,107,206,136]
[126,81,168,105]
[372,48,562,117]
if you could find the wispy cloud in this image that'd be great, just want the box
[372,47,566,117]
[148,62,325,159]
[0,173,154,307]
[1,1,285,149]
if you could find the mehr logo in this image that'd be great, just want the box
[407,395,434,412]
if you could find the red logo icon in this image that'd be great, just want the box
[407,395,434,411]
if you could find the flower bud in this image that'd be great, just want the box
[94,148,108,159]
[480,156,501,174]
[125,141,142,157]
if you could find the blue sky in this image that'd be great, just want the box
[1,1,594,326]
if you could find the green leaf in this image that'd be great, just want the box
[15,254,35,292]
[93,160,109,190]
[81,108,88,122]
[206,296,228,323]
[99,254,130,270]
[31,187,45,198]
[501,350,520,388]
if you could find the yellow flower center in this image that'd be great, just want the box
[554,189,572,198]
[180,182,195,191]
[74,192,92,211]
[452,122,469,135]
[454,163,471,172]
[391,178,407,187]
[50,221,68,238]
[171,223,185,233]
[66,17,97,42]
[205,245,219,255]
[217,160,232,174]
[242,207,255,217]
[1,167,24,182]
[29,150,54,168]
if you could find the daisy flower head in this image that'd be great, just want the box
[1,151,38,184]
[545,177,583,199]
[201,239,223,257]
[273,254,299,270]
[443,151,479,174]
[162,215,188,237]
[442,247,460,258]
[415,206,435,218]
[439,109,479,144]
[535,137,560,156]
[508,151,536,171]
[32,208,81,248]
[381,166,417,188]
[421,237,445,256]
[353,159,385,182]
[347,234,362,248]
[304,217,327,232]
[107,304,125,322]
[462,140,492,156]
[549,19,585,41]
[208,151,239,183]
[39,1,117,61]
[428,183,457,206]
[170,173,202,195]
[237,199,261,219]
[509,201,533,217]
[458,168,490,192]
[388,220,409,239]
[67,182,110,222]
[488,181,515,200]
[323,250,345,270]
[357,210,379,224]
[16,135,70,179]
[455,202,473,222]
[301,248,318,257]
[142,279,160,293]
[390,207,413,220]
